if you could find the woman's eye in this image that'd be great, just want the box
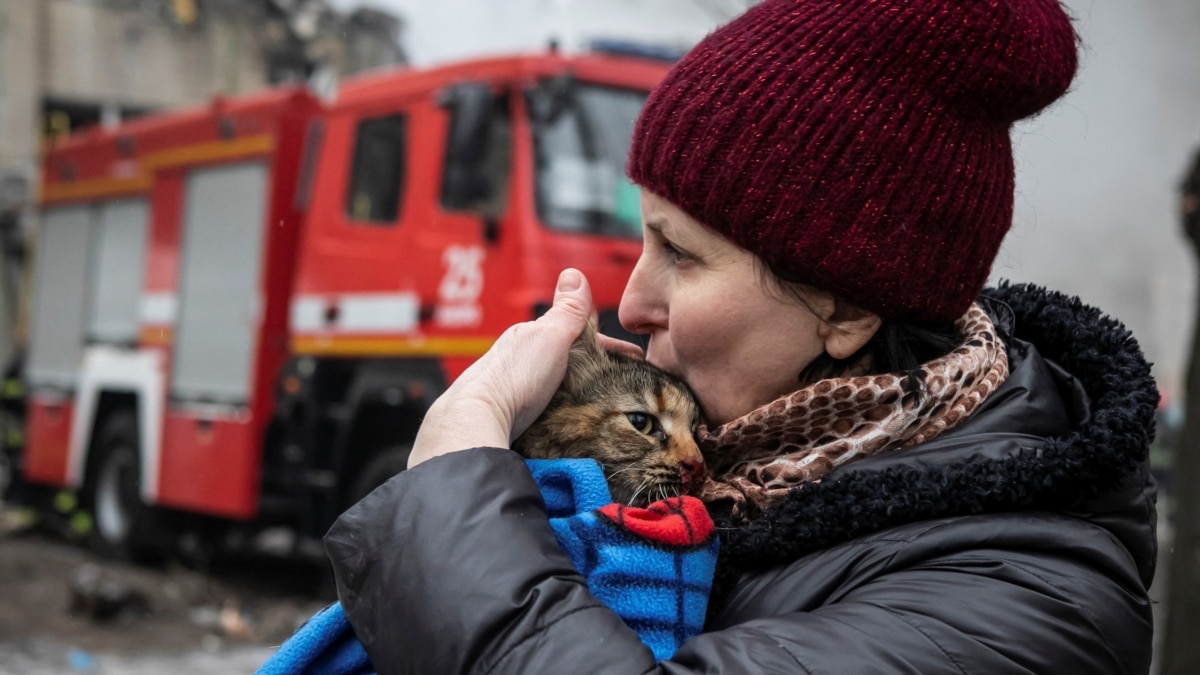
[663,242,690,264]
[625,412,656,435]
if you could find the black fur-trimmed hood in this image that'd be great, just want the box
[715,282,1159,586]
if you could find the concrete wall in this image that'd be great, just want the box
[0,0,276,189]
[39,1,270,110]
[0,0,42,360]
[0,0,40,174]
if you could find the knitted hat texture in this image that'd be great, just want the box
[627,0,1078,321]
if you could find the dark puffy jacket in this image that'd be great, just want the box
[326,284,1158,674]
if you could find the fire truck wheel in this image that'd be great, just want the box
[82,413,162,562]
[344,444,412,511]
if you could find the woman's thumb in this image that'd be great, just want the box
[550,268,592,328]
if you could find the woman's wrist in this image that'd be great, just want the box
[408,395,512,468]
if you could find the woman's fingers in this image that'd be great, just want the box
[408,269,594,468]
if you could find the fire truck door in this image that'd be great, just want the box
[292,109,419,346]
[172,162,268,404]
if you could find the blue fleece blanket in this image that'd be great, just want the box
[256,458,718,674]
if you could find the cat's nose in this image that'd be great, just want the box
[678,456,706,492]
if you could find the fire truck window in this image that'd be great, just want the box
[441,93,511,216]
[531,84,647,239]
[346,113,407,224]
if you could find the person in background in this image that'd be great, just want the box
[325,0,1159,672]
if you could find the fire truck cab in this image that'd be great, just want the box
[20,49,669,558]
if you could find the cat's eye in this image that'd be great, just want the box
[625,412,657,436]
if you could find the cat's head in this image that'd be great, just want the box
[514,327,705,506]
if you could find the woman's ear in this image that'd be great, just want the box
[817,300,882,360]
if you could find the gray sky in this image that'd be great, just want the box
[327,0,725,65]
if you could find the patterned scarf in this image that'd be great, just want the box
[697,304,1008,519]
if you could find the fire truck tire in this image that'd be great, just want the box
[82,413,162,561]
[344,444,412,511]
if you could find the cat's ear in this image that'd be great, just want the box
[564,321,607,390]
[571,320,604,356]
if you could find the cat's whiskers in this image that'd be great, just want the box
[606,463,645,480]
[629,474,658,506]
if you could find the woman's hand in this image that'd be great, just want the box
[408,268,597,468]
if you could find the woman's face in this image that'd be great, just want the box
[618,191,830,427]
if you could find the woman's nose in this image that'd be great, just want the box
[619,258,663,335]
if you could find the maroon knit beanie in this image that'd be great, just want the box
[627,0,1078,321]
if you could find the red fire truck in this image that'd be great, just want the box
[18,48,669,558]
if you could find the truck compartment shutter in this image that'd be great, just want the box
[87,199,148,345]
[27,206,94,388]
[172,162,268,403]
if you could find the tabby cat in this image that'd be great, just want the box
[513,327,706,506]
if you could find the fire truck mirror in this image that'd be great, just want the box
[526,73,576,126]
[441,82,495,167]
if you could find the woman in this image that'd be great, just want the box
[326,0,1158,672]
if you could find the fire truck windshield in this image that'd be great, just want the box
[531,83,647,239]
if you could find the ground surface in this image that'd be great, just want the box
[0,508,334,675]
